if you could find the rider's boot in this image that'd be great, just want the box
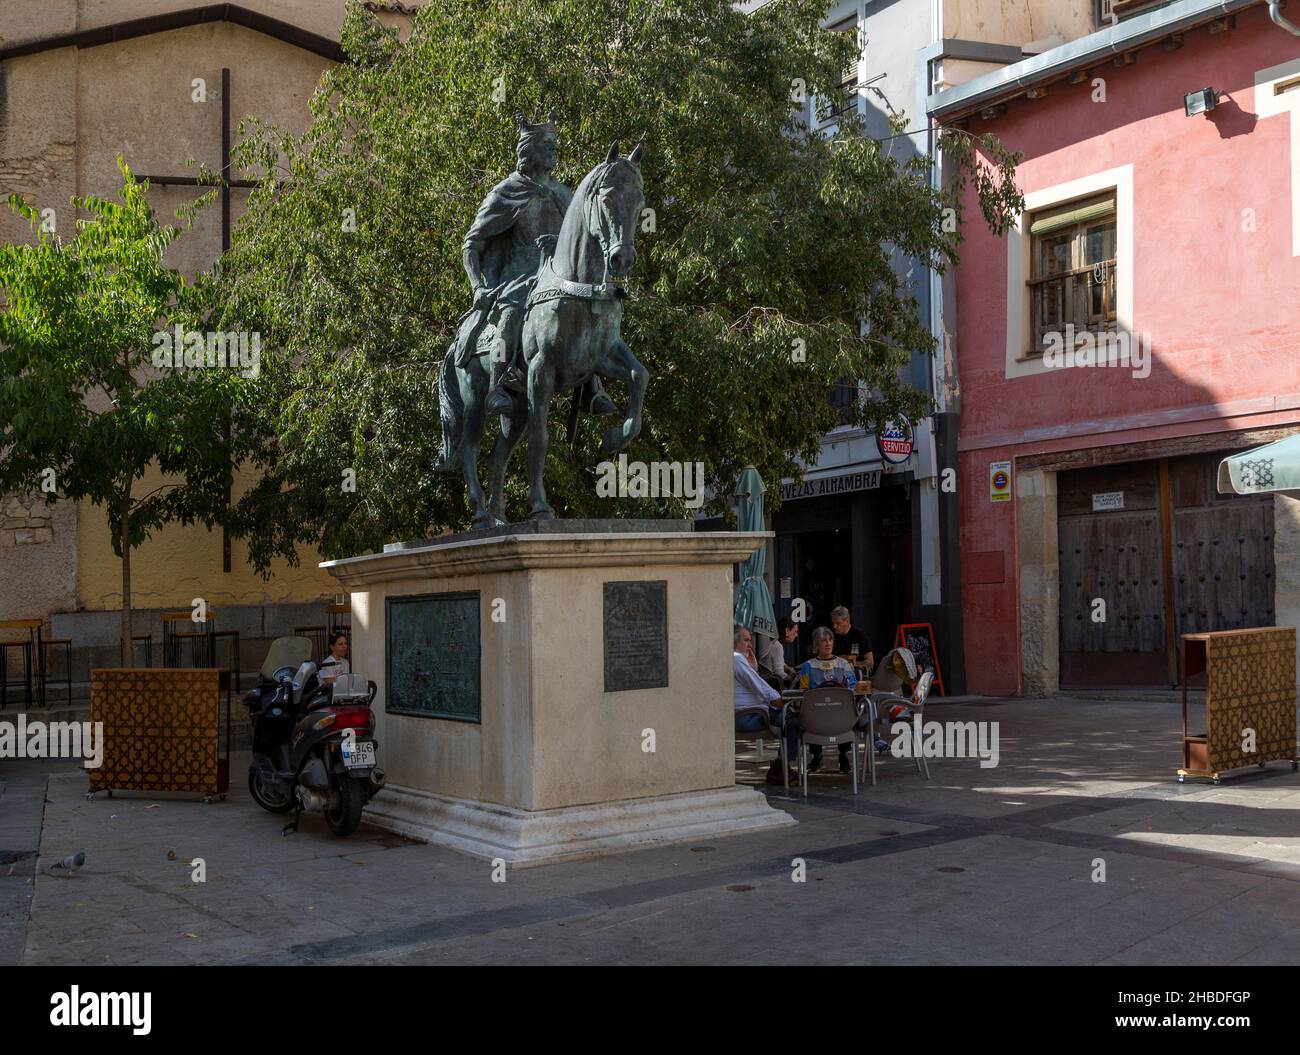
[485,345,521,416]
[583,376,617,416]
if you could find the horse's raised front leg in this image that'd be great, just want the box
[526,355,557,520]
[460,375,492,530]
[485,408,528,525]
[597,338,648,454]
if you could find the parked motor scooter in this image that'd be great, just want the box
[244,636,385,836]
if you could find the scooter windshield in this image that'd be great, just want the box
[260,636,314,680]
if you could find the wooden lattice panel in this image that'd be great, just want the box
[89,668,227,795]
[1204,629,1297,773]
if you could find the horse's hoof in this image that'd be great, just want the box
[601,426,628,454]
[471,514,494,531]
[590,392,618,416]
[530,506,555,522]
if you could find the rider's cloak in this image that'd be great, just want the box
[463,171,574,288]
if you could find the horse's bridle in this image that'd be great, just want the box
[527,163,634,310]
[585,161,634,295]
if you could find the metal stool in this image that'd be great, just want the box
[0,619,45,709]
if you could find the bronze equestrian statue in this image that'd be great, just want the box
[436,114,649,527]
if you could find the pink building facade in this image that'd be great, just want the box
[933,3,1300,695]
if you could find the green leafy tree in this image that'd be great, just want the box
[213,0,1022,572]
[0,161,234,664]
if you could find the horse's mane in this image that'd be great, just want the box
[555,158,642,282]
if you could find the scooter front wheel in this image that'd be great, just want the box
[248,769,294,814]
[325,777,365,836]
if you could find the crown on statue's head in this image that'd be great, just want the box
[515,108,558,148]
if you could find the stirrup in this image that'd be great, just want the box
[485,386,518,415]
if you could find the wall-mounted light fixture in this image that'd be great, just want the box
[1184,87,1220,116]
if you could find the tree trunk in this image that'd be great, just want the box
[119,494,133,668]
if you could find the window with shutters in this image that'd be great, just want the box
[824,15,861,123]
[1026,194,1118,352]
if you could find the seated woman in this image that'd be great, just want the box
[318,632,350,685]
[758,616,799,687]
[795,626,858,773]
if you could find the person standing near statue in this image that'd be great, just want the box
[460,110,613,418]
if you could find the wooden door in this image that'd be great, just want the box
[1057,462,1169,686]
[1169,454,1274,637]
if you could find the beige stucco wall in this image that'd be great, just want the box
[0,49,78,247]
[76,467,339,612]
[2,1,353,51]
[74,21,336,274]
[937,0,1101,90]
[0,492,78,620]
[1017,467,1059,697]
[1,4,366,620]
[942,0,1094,50]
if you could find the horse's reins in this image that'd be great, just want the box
[527,162,629,310]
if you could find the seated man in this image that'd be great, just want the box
[796,624,880,773]
[733,625,799,786]
[830,606,874,674]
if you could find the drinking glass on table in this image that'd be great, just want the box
[850,643,859,663]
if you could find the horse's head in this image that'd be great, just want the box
[585,141,645,280]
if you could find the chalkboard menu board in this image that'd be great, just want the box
[894,622,945,697]
[603,580,668,692]
[386,592,481,721]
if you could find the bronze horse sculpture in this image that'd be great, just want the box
[437,141,648,526]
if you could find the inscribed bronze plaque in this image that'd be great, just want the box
[386,592,481,722]
[603,580,668,692]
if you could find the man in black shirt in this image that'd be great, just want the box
[830,606,873,673]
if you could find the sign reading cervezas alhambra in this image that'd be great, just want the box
[779,469,882,502]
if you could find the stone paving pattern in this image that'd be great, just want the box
[2,695,1299,965]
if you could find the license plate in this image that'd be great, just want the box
[342,740,375,769]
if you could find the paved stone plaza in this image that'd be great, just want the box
[3,694,1299,966]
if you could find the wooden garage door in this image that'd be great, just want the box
[1058,462,1169,685]
[1058,453,1275,688]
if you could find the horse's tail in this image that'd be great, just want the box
[435,347,463,472]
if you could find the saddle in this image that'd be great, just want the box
[452,306,500,368]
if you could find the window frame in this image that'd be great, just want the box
[1025,195,1119,354]
[1003,165,1133,379]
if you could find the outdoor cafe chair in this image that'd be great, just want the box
[853,691,879,787]
[736,698,795,790]
[797,686,863,796]
[872,647,918,697]
[871,669,935,779]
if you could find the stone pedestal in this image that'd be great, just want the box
[322,523,793,865]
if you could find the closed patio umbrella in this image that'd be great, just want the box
[1217,434,1300,499]
[733,466,777,651]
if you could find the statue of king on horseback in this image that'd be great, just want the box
[436,111,650,528]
